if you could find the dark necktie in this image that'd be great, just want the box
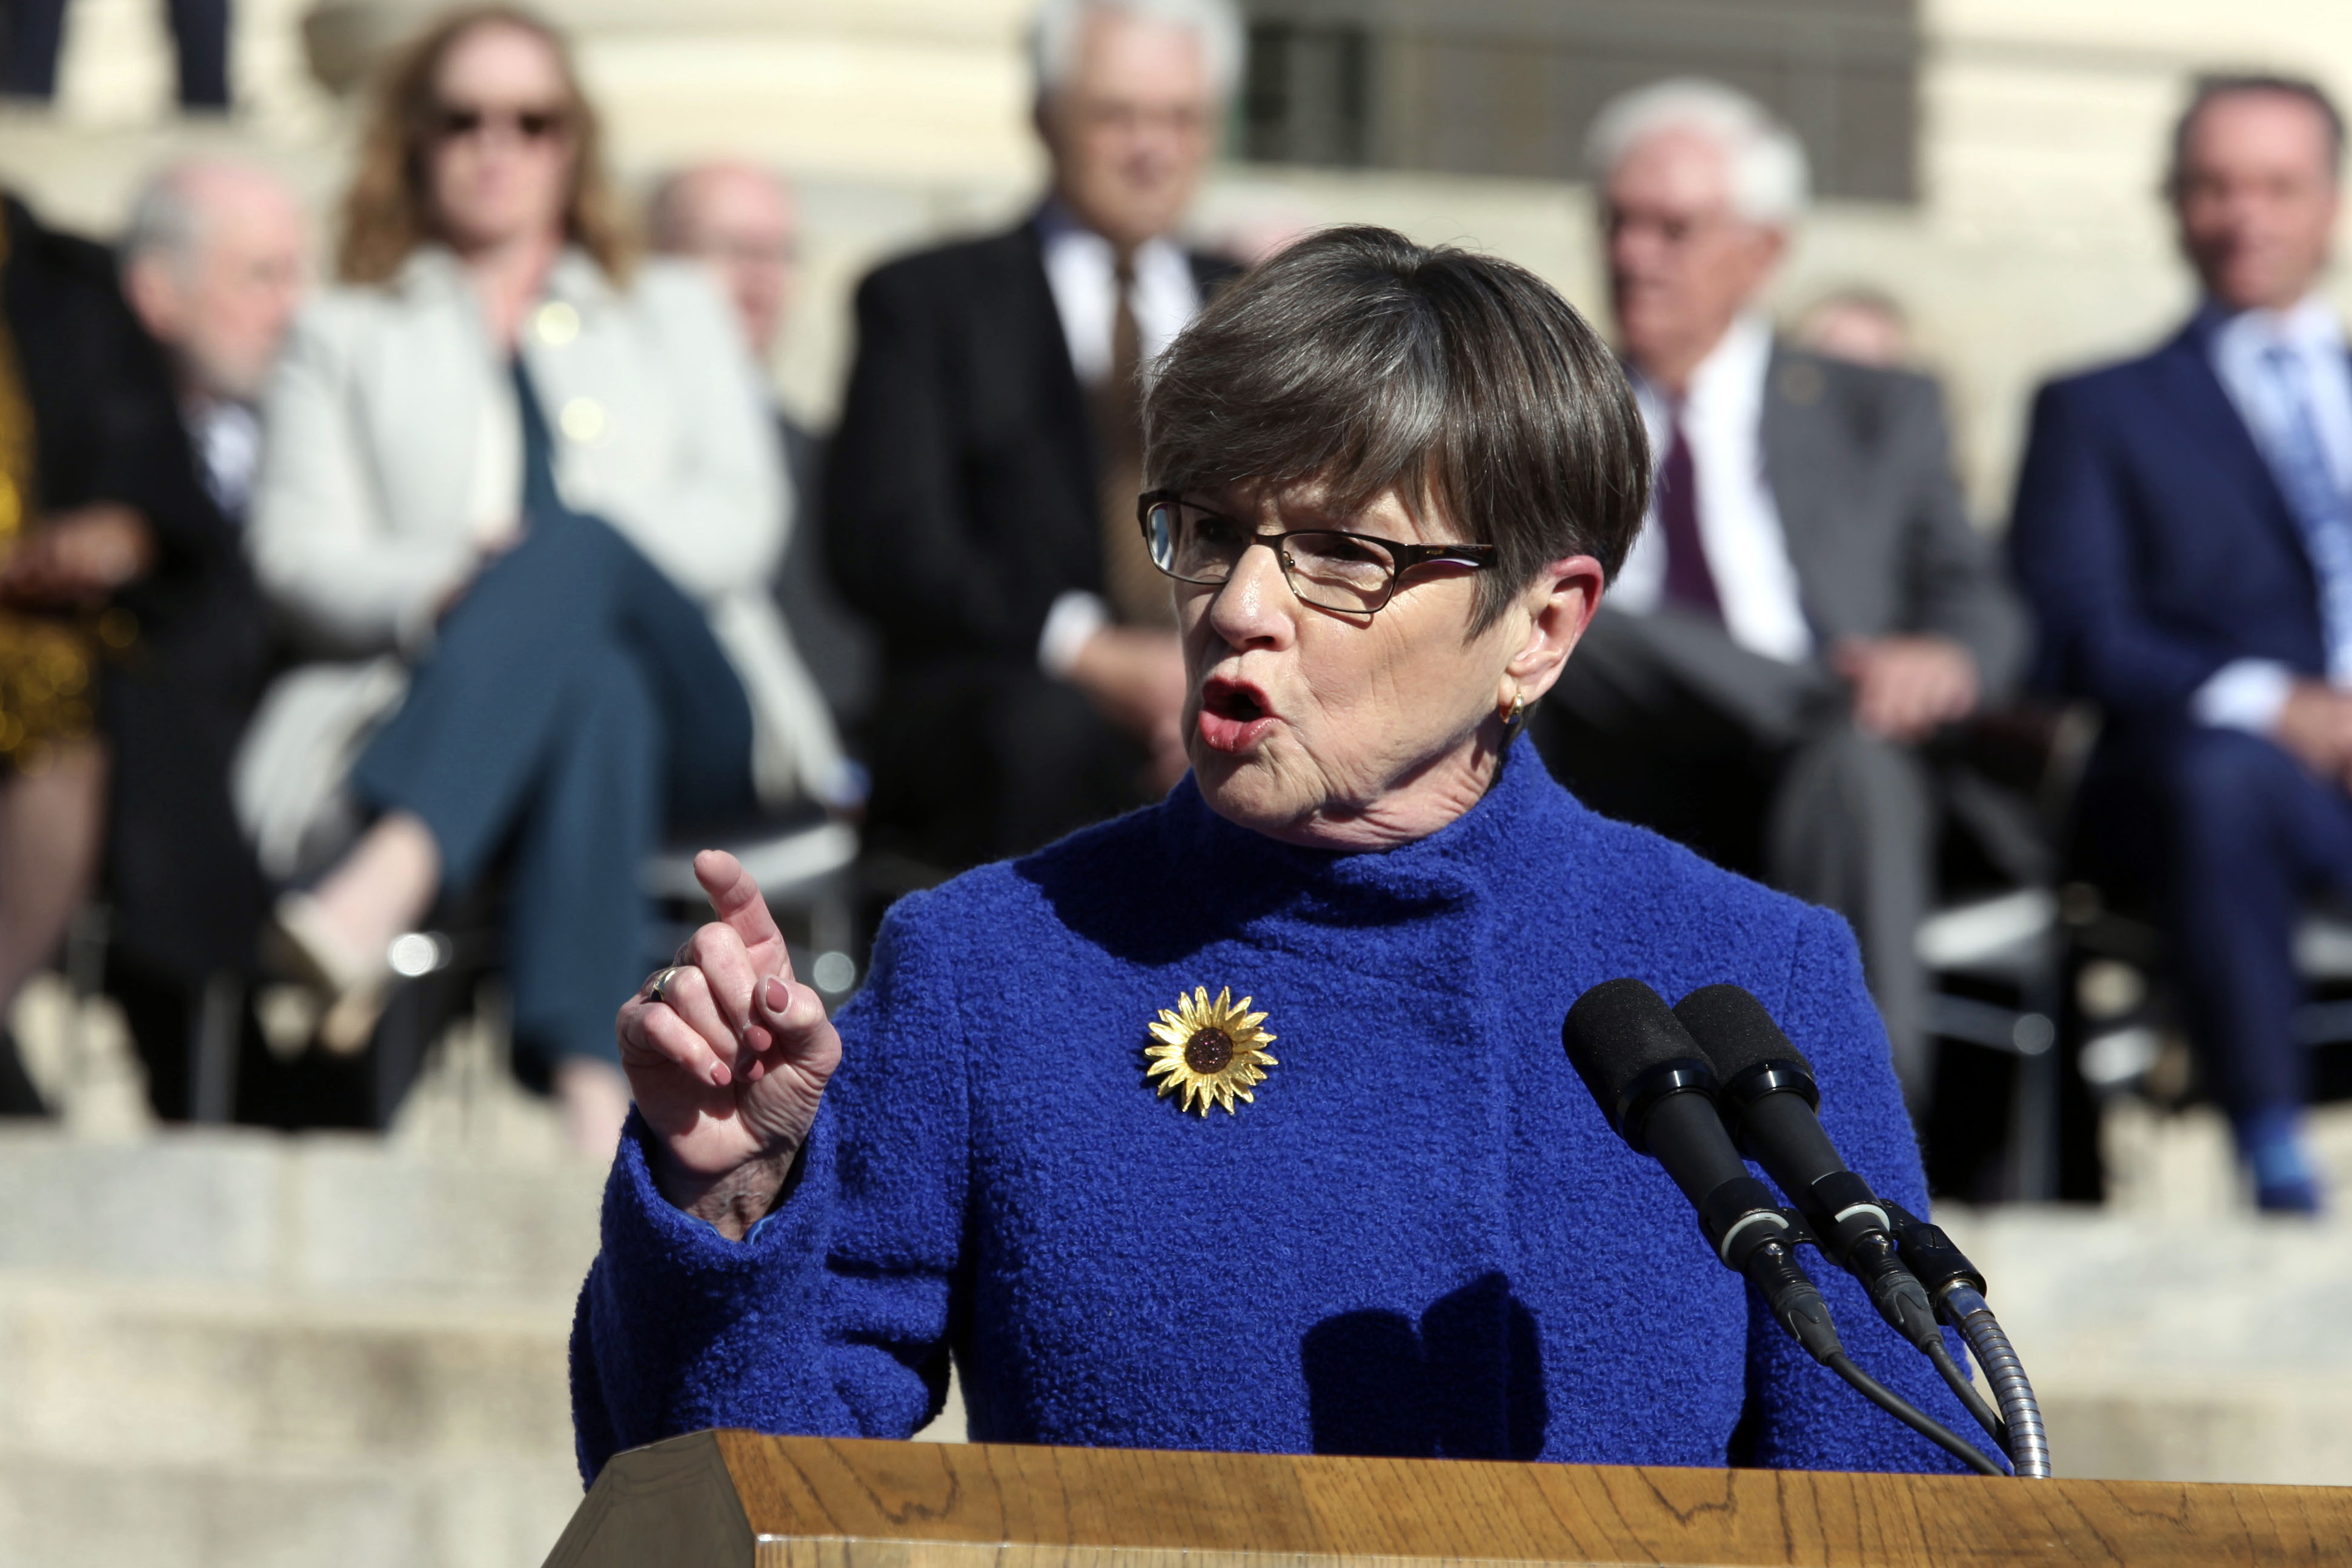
[1656,411,1721,619]
[1094,253,1175,627]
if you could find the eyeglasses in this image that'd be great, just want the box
[433,102,569,143]
[1138,490,1497,616]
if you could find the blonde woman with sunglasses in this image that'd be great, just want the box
[240,6,845,1155]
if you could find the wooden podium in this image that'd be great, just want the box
[543,1432,2352,1568]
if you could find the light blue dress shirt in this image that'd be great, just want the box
[2196,296,2352,731]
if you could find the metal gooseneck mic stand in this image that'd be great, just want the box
[1879,1202,2052,1480]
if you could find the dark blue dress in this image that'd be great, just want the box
[571,742,1994,1478]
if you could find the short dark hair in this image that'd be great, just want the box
[1143,226,1650,629]
[2168,73,2346,195]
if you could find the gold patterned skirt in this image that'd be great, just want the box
[0,611,95,774]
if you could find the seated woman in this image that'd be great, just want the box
[0,190,234,1115]
[242,6,843,1152]
[574,228,1990,1473]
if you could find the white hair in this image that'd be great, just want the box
[121,159,290,278]
[1029,0,1244,104]
[121,165,210,277]
[1583,78,1811,225]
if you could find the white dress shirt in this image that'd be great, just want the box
[1037,201,1200,389]
[189,397,261,522]
[2193,295,2352,733]
[1611,313,1813,664]
[1034,202,1204,677]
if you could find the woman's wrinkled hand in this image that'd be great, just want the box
[616,849,841,1239]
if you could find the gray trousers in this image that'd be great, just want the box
[1540,607,1936,1107]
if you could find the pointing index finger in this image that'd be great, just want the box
[694,849,786,959]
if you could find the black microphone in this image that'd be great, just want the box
[1561,978,1840,1364]
[1672,984,2045,1478]
[1669,985,1942,1354]
[1564,979,2012,1477]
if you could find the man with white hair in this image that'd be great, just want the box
[825,0,1241,871]
[122,160,307,523]
[102,158,304,1117]
[1536,79,2026,1111]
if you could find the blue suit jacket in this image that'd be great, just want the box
[2009,318,2334,724]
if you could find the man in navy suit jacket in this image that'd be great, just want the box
[2011,74,2352,1211]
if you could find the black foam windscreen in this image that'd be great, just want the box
[1674,985,1813,1078]
[1563,978,1709,1140]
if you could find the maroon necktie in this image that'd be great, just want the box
[1656,412,1721,618]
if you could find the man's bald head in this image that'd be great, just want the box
[649,162,799,361]
[122,159,308,403]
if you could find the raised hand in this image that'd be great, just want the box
[616,850,842,1238]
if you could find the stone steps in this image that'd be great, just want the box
[0,1126,605,1295]
[0,1125,594,1567]
[0,1447,583,1568]
[2,1112,2345,1568]
[1938,1201,2352,1485]
[0,1274,573,1465]
[0,1121,963,1568]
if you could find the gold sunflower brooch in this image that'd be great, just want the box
[1145,985,1277,1115]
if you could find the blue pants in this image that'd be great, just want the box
[2162,726,2352,1129]
[352,511,755,1070]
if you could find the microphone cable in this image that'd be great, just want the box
[1822,1352,2008,1477]
[1879,1201,2053,1481]
[1564,982,2012,1479]
[1747,1233,2007,1476]
[1925,1337,2008,1445]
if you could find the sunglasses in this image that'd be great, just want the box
[433,102,568,142]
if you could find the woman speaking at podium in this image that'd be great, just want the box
[572,228,1991,1480]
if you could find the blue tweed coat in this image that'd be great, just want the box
[572,743,1995,1479]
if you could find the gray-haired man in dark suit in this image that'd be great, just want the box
[1538,80,2027,1108]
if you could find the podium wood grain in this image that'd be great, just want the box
[543,1432,2352,1568]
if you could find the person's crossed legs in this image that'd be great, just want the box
[294,512,754,1155]
[2165,725,2352,1211]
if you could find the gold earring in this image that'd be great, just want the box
[1503,690,1526,734]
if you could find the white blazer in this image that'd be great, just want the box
[237,246,844,879]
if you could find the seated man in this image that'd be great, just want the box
[2011,74,2352,1211]
[1536,81,2026,1109]
[824,0,1241,871]
[105,159,302,1117]
[649,161,879,756]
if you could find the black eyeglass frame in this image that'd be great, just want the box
[432,103,571,142]
[1136,489,1499,615]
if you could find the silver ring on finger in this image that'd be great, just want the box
[643,966,685,1006]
